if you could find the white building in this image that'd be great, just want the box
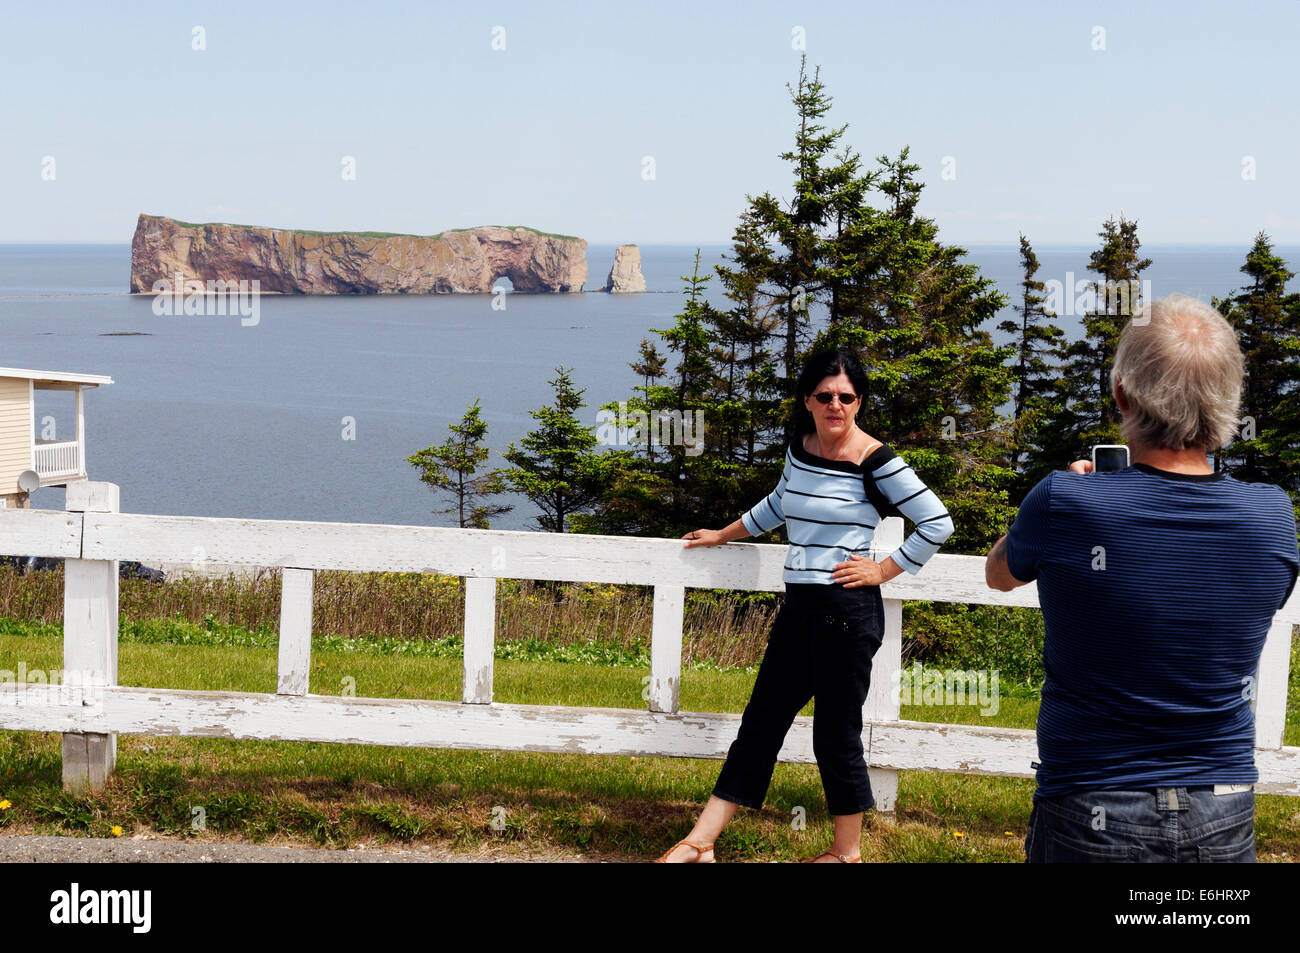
[0,366,113,508]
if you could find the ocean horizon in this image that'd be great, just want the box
[3,240,1295,530]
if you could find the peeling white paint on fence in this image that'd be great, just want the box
[0,483,1296,800]
[276,568,313,697]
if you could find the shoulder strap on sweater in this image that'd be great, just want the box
[861,444,902,520]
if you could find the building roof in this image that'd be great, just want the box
[0,366,114,387]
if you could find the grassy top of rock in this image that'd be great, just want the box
[149,215,581,242]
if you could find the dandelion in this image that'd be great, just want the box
[1004,831,1015,836]
[952,831,965,838]
[0,800,11,810]
[111,825,123,837]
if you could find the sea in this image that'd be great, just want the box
[1,241,1293,530]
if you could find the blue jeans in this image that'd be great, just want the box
[1025,786,1255,862]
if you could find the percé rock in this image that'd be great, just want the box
[129,215,588,293]
[602,244,646,293]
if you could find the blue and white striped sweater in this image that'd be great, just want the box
[740,438,954,583]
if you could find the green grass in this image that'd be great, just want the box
[1,621,1296,862]
[150,215,581,243]
[442,225,582,241]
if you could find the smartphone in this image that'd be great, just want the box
[1091,444,1129,472]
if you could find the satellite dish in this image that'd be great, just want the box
[17,470,39,493]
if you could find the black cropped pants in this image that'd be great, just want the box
[711,582,885,816]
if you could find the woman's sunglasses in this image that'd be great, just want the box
[811,391,859,405]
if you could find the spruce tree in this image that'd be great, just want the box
[1082,215,1152,432]
[1030,215,1152,474]
[575,337,675,537]
[405,400,512,529]
[1215,232,1300,489]
[712,207,786,474]
[582,255,719,536]
[591,59,1022,551]
[647,251,721,530]
[628,338,667,465]
[810,148,1017,552]
[998,234,1064,478]
[745,54,858,403]
[500,368,602,533]
[585,236,789,538]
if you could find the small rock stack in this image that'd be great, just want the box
[602,244,647,293]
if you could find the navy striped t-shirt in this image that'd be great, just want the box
[1004,463,1300,799]
[741,437,954,584]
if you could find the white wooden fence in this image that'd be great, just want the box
[1,481,1297,811]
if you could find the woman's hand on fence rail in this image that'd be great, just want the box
[683,518,751,548]
[682,528,724,548]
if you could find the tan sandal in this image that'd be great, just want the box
[654,838,715,863]
[802,848,861,863]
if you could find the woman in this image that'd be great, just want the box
[656,348,954,863]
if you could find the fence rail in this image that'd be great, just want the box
[1,482,1297,806]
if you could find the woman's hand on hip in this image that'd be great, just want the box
[682,528,723,548]
[831,553,884,587]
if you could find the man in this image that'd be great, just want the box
[985,293,1299,862]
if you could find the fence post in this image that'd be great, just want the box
[1255,619,1294,749]
[463,576,496,704]
[865,516,904,823]
[62,481,119,794]
[649,584,685,713]
[277,568,314,696]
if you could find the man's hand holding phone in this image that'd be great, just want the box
[1070,445,1130,473]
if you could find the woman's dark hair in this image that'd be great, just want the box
[791,348,871,436]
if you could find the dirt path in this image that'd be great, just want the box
[0,834,598,863]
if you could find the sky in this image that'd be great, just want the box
[2,0,1297,246]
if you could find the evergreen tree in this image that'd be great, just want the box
[573,337,675,537]
[810,148,1018,552]
[628,338,667,464]
[646,251,720,530]
[712,207,787,473]
[819,142,876,328]
[1030,215,1152,474]
[1082,215,1152,431]
[405,400,511,529]
[580,256,718,536]
[1215,232,1300,489]
[998,234,1064,477]
[584,242,788,539]
[500,368,602,533]
[745,54,859,403]
[589,58,1021,551]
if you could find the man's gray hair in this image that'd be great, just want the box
[1111,293,1244,451]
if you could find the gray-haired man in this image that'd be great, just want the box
[985,293,1298,862]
